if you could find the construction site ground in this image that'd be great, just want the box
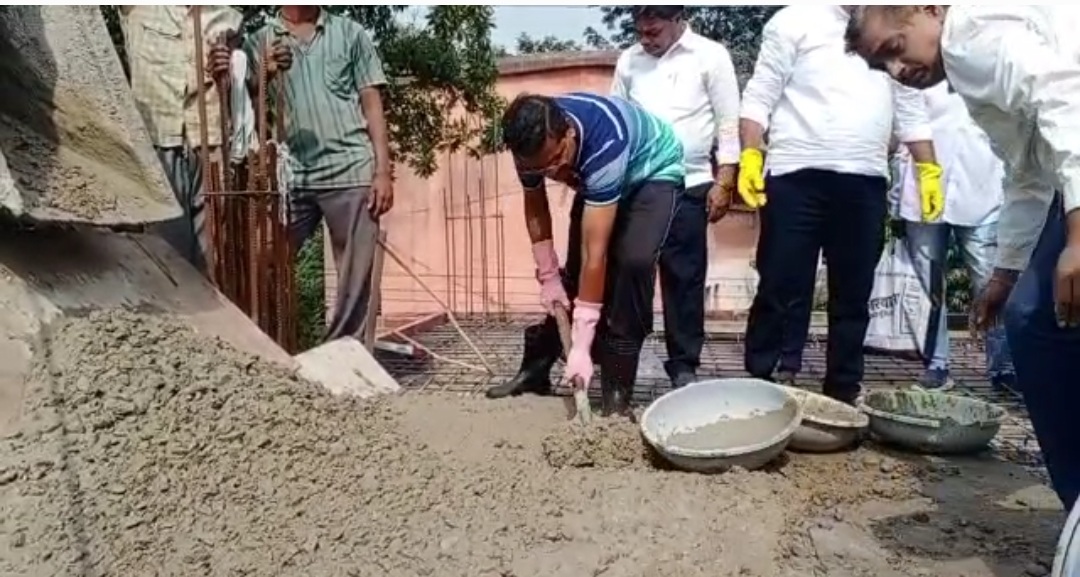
[372,315,1062,577]
[1,310,1064,577]
[378,316,1041,468]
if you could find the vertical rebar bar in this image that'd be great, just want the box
[463,153,473,316]
[191,7,218,285]
[441,186,452,307]
[446,150,458,314]
[492,127,507,319]
[478,134,490,317]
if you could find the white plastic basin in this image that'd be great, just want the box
[640,378,802,473]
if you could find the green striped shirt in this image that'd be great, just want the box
[246,11,386,190]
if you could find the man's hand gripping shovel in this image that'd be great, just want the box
[553,302,593,426]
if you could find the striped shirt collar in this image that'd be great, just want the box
[269,8,328,33]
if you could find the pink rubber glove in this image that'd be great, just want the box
[565,300,601,387]
[532,239,570,315]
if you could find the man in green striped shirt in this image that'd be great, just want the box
[211,5,393,343]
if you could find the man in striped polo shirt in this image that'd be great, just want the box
[486,92,684,417]
[217,6,393,343]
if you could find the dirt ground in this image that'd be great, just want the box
[0,310,1066,577]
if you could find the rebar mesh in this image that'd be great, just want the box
[376,316,1041,469]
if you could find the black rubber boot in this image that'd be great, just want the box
[823,382,862,407]
[486,323,559,399]
[599,347,641,418]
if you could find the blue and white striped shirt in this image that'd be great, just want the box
[518,92,684,206]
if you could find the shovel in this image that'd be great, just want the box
[553,302,594,426]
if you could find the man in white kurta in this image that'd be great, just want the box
[895,82,1015,391]
[846,4,1080,512]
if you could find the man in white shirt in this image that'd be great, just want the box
[738,5,941,405]
[895,83,1015,391]
[844,4,1080,512]
[611,5,740,389]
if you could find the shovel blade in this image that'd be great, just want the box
[574,389,592,426]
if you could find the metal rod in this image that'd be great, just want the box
[463,154,473,316]
[496,213,506,319]
[391,330,487,374]
[447,151,458,313]
[378,239,495,374]
[478,148,489,316]
[441,187,452,306]
[363,230,388,350]
[374,312,446,341]
[191,7,218,286]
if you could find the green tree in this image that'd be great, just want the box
[101,5,504,176]
[596,6,783,82]
[495,32,594,57]
[582,26,614,50]
[514,32,582,54]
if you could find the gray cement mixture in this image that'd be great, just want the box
[0,310,1066,577]
[661,406,796,453]
[0,6,173,223]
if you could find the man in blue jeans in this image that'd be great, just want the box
[895,82,1016,391]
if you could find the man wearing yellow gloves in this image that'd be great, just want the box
[895,82,1015,392]
[738,5,941,405]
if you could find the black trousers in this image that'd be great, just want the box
[525,181,680,381]
[659,181,709,378]
[744,169,887,398]
[780,294,813,374]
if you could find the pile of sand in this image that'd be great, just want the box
[0,310,1063,577]
[1,310,450,576]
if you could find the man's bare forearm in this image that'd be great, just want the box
[523,188,553,245]
[905,140,936,164]
[361,87,391,175]
[1068,210,1080,245]
[739,119,766,151]
[716,164,737,181]
[577,204,617,304]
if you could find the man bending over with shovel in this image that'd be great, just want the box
[486,93,684,417]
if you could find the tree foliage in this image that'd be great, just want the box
[596,6,783,82]
[514,32,582,55]
[495,30,616,57]
[100,5,503,176]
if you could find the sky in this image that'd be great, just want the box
[400,6,610,52]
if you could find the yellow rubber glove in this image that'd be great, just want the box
[915,162,944,222]
[737,148,767,208]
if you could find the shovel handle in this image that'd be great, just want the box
[553,302,573,357]
[554,304,587,393]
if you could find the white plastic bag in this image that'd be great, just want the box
[864,238,932,359]
[228,49,256,164]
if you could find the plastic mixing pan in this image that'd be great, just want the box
[1053,500,1080,577]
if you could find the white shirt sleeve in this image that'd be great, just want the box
[946,12,1080,216]
[739,12,798,131]
[610,51,631,100]
[997,163,1053,271]
[944,12,1080,267]
[890,81,933,144]
[704,43,741,164]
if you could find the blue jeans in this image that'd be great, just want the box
[1004,194,1080,511]
[904,220,1015,378]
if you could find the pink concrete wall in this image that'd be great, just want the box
[325,60,761,322]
